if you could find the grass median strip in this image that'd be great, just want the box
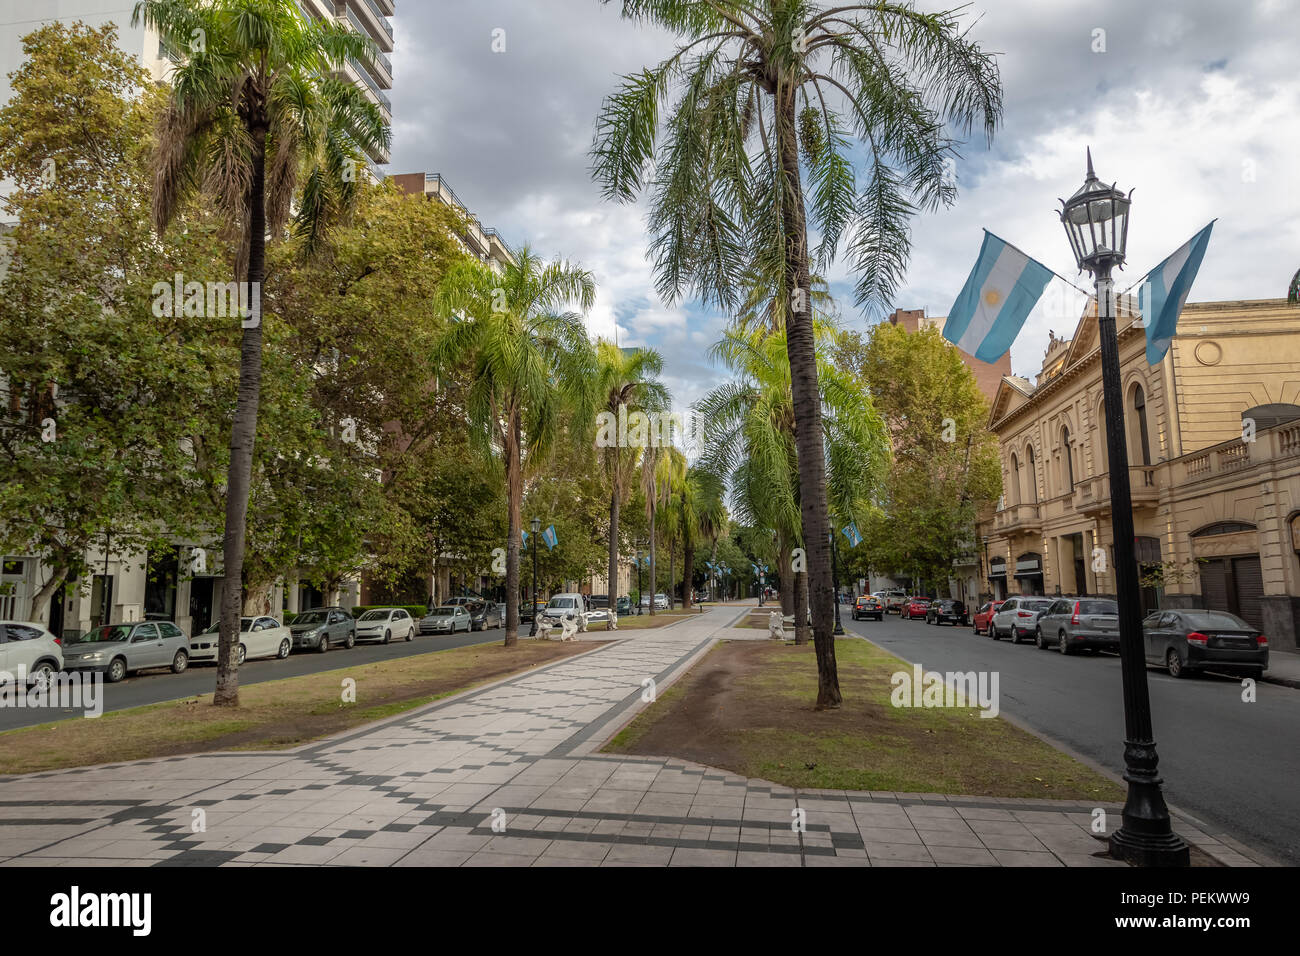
[605,638,1124,801]
[0,640,600,776]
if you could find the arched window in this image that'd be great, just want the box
[1009,453,1021,506]
[1062,426,1075,492]
[1132,384,1152,465]
[1025,446,1038,503]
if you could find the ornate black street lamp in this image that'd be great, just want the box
[1059,150,1188,867]
[528,516,541,637]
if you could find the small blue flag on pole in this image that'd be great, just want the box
[542,525,558,550]
[1137,221,1215,365]
[944,231,1054,362]
[521,531,529,548]
[841,522,863,548]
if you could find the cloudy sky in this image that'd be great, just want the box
[385,0,1299,408]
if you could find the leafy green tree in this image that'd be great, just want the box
[0,23,225,626]
[840,321,1001,592]
[432,249,597,645]
[592,0,1001,706]
[135,0,390,705]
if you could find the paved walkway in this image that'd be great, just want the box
[0,606,1264,867]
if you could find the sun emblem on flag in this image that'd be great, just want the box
[983,288,1003,307]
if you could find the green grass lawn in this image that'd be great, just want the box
[607,637,1124,801]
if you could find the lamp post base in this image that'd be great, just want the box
[1107,739,1190,867]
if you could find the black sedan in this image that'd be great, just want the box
[1142,609,1268,679]
[925,599,967,626]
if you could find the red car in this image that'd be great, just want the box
[900,596,931,620]
[971,600,1005,635]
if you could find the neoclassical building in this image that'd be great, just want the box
[978,297,1300,650]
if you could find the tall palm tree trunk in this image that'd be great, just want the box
[681,532,693,611]
[668,542,675,610]
[778,533,794,616]
[215,129,267,708]
[607,487,620,613]
[503,410,522,646]
[794,569,811,645]
[777,87,839,708]
[648,510,656,616]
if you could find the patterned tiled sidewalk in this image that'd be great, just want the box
[0,606,1265,866]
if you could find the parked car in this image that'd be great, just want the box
[639,593,669,610]
[1142,609,1268,679]
[290,607,355,653]
[0,621,63,688]
[190,616,293,664]
[1034,597,1119,654]
[899,596,931,620]
[540,593,587,629]
[971,600,1005,636]
[925,599,968,626]
[518,600,547,623]
[615,596,633,616]
[876,588,908,614]
[422,606,472,634]
[589,594,609,609]
[852,595,883,621]
[464,601,501,631]
[63,621,189,683]
[355,607,416,644]
[989,596,1055,643]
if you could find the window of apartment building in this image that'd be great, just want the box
[1132,384,1152,465]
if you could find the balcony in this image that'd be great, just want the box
[992,502,1042,535]
[1177,423,1300,485]
[1074,466,1160,516]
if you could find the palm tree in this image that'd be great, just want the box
[135,0,389,706]
[433,248,597,646]
[670,465,725,611]
[593,0,1000,707]
[641,443,683,614]
[699,323,887,643]
[594,341,670,617]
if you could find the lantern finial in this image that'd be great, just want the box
[1086,147,1095,180]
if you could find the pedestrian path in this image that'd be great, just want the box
[0,605,1264,867]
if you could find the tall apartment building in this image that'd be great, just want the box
[391,172,515,271]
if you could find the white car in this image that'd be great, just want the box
[638,593,669,610]
[421,606,471,634]
[190,616,293,664]
[356,608,415,644]
[0,621,64,687]
[540,593,587,629]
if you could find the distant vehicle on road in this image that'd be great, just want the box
[421,606,472,634]
[540,593,586,629]
[63,621,190,683]
[191,616,292,664]
[355,608,416,644]
[899,596,931,620]
[0,621,63,688]
[640,593,669,610]
[852,595,883,621]
[989,597,1054,643]
[464,601,501,631]
[290,607,355,653]
[615,596,633,616]
[971,600,1005,636]
[589,594,609,609]
[1034,598,1119,654]
[876,588,908,614]
[1142,609,1268,679]
[925,599,967,626]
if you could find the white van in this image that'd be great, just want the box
[539,593,587,629]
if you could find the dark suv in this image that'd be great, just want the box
[290,607,355,652]
[925,599,967,626]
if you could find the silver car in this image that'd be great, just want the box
[63,621,190,683]
[421,606,471,634]
[290,607,356,652]
[1034,597,1120,654]
[355,608,416,644]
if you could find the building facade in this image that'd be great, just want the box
[979,298,1300,650]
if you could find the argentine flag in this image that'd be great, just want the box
[542,524,558,550]
[1138,221,1214,365]
[944,231,1054,362]
[841,522,863,548]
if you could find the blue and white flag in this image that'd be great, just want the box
[521,531,529,549]
[841,522,863,548]
[944,231,1054,362]
[1138,221,1214,365]
[542,524,558,550]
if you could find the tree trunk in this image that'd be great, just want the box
[215,127,269,708]
[243,580,273,616]
[607,488,620,610]
[504,408,522,646]
[778,533,794,616]
[794,569,811,645]
[668,542,675,610]
[28,562,69,627]
[682,534,694,611]
[648,506,656,615]
[776,86,839,708]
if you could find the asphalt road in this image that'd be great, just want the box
[0,627,502,732]
[843,609,1300,865]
